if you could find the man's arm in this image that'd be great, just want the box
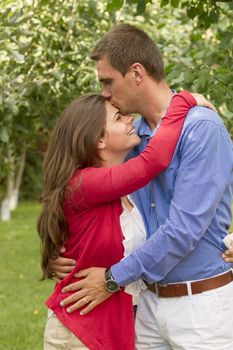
[110,116,232,285]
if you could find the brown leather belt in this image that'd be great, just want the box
[146,270,233,298]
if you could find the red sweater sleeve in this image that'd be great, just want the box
[71,91,196,206]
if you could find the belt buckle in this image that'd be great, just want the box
[156,283,168,296]
[155,282,166,294]
[186,281,192,296]
[157,281,193,297]
[155,283,159,294]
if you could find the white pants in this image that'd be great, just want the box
[135,280,233,350]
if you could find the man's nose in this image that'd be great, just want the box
[102,86,111,99]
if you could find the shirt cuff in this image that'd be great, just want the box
[111,260,133,286]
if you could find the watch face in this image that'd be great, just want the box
[106,280,119,292]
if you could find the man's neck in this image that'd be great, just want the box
[138,80,173,130]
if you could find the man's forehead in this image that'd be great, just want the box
[96,63,108,80]
[97,57,121,78]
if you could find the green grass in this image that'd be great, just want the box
[0,202,54,350]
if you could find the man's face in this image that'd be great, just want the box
[97,55,136,115]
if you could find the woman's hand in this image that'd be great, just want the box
[222,233,233,262]
[50,246,76,280]
[222,247,233,262]
[191,93,217,112]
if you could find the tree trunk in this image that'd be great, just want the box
[10,148,26,210]
[1,146,14,221]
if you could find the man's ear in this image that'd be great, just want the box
[130,63,143,84]
[97,137,106,150]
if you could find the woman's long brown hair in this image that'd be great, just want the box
[37,93,106,279]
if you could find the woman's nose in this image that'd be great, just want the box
[126,115,134,124]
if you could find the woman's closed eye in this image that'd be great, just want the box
[114,112,122,121]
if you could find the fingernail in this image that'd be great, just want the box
[67,308,71,313]
[60,301,64,306]
[72,261,76,265]
[80,311,84,316]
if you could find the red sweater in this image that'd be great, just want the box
[46,91,196,350]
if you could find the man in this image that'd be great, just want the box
[53,24,233,349]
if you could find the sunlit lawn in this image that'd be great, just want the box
[0,201,232,350]
[0,202,54,350]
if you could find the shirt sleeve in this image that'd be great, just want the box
[71,91,196,206]
[111,116,233,285]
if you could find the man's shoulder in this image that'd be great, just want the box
[181,107,232,149]
[184,106,223,128]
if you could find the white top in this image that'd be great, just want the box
[120,196,147,304]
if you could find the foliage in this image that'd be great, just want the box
[0,0,232,200]
[20,150,43,199]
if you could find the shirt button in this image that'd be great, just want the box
[151,202,156,208]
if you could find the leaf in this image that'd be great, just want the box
[198,70,209,90]
[11,51,25,63]
[137,0,147,14]
[160,0,169,7]
[171,0,179,8]
[226,99,233,113]
[0,128,9,143]
[184,71,195,84]
[9,8,24,24]
[127,0,140,4]
[106,0,124,12]
[187,6,199,19]
[209,10,219,23]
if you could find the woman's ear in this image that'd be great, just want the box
[97,137,106,150]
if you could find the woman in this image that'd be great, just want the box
[37,91,200,350]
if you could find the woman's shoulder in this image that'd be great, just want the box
[68,167,98,188]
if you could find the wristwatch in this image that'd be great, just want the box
[105,268,120,293]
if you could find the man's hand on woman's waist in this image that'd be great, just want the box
[60,267,112,315]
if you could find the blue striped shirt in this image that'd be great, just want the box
[111,106,233,285]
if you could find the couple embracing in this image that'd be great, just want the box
[38,24,233,350]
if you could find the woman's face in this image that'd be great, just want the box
[102,101,141,156]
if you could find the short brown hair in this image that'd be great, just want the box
[91,23,164,81]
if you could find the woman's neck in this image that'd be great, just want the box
[98,152,128,167]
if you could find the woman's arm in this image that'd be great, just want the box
[72,91,196,206]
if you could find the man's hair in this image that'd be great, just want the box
[91,23,165,81]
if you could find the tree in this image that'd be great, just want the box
[0,0,232,219]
